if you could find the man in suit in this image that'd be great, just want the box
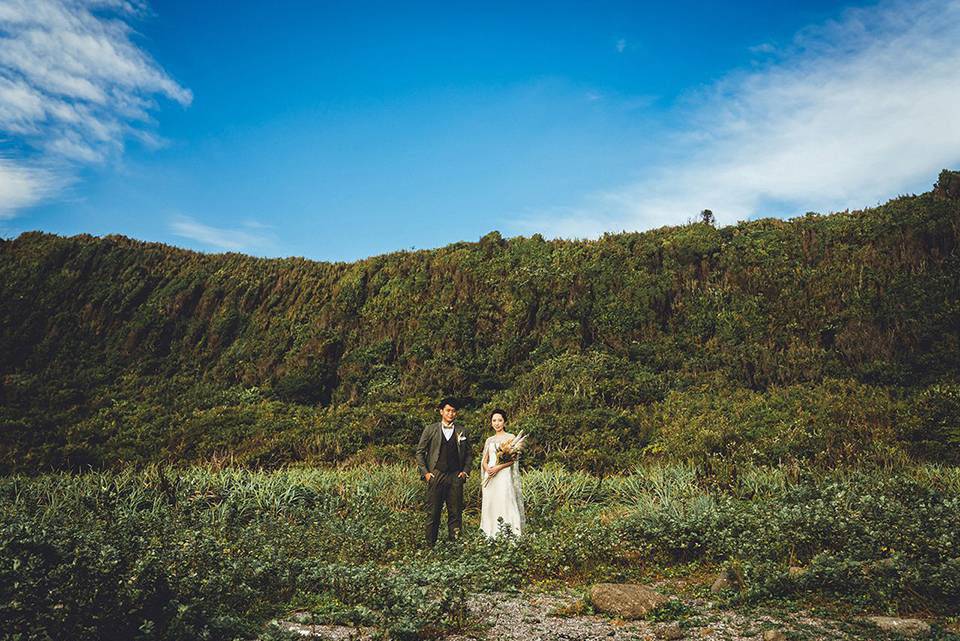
[416,398,473,546]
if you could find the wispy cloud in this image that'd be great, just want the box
[170,215,275,252]
[0,0,190,218]
[748,42,776,54]
[520,0,960,238]
[616,38,626,53]
[0,156,57,218]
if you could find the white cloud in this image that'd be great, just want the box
[748,42,776,54]
[520,0,960,238]
[170,215,275,252]
[0,156,57,217]
[616,38,626,53]
[0,0,189,216]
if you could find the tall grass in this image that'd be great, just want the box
[6,459,960,524]
[3,461,959,641]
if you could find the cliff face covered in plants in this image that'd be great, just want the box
[2,171,959,474]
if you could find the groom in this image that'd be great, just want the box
[416,398,473,546]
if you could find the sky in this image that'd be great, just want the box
[1,0,959,262]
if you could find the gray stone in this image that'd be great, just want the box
[710,569,743,593]
[866,616,931,637]
[660,621,684,639]
[710,575,730,593]
[267,619,376,640]
[285,611,314,623]
[589,582,669,619]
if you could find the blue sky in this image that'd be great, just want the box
[2,0,959,262]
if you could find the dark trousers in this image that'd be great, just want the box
[425,470,464,546]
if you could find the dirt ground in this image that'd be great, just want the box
[270,582,960,640]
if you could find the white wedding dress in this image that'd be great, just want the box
[480,435,525,538]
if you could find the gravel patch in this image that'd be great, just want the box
[265,587,946,640]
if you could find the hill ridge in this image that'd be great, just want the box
[14,166,958,267]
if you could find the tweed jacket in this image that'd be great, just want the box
[415,421,473,479]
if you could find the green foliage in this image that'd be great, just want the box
[1,177,959,472]
[294,559,474,639]
[644,598,692,622]
[649,378,912,468]
[903,382,960,460]
[3,177,960,641]
[2,462,959,640]
[272,361,337,406]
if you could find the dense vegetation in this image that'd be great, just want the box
[2,173,960,641]
[1,171,959,473]
[3,463,959,640]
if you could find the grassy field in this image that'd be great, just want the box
[3,462,960,640]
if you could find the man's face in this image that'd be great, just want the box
[440,404,457,424]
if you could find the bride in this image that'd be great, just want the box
[480,409,525,538]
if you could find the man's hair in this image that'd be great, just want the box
[438,397,459,410]
[490,408,508,422]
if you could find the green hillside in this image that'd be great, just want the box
[2,171,959,474]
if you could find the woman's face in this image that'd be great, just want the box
[491,413,505,433]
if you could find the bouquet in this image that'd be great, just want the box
[483,432,528,487]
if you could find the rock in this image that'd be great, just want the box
[659,621,684,639]
[710,568,743,593]
[266,617,376,640]
[763,630,788,641]
[709,563,746,593]
[787,566,806,578]
[710,575,730,592]
[589,583,669,619]
[866,616,931,637]
[285,611,314,623]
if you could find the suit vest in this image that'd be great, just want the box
[436,429,461,472]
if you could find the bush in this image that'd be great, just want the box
[3,462,959,641]
[903,382,960,461]
[648,378,910,468]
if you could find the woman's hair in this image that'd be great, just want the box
[489,408,508,422]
